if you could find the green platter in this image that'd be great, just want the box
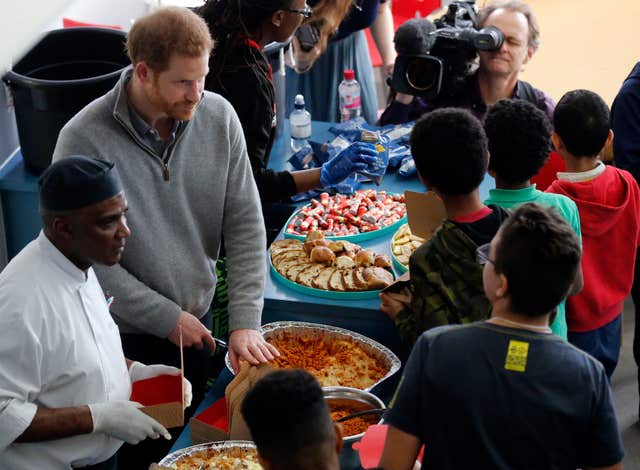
[390,224,410,275]
[269,255,392,300]
[283,209,407,243]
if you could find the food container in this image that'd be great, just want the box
[158,440,258,467]
[324,387,385,470]
[225,321,401,391]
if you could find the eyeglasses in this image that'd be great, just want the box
[476,243,495,265]
[285,4,313,18]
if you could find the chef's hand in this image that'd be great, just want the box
[228,329,280,374]
[320,142,379,186]
[128,362,193,408]
[379,290,411,321]
[88,400,171,444]
[167,311,216,351]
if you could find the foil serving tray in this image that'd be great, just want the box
[225,321,401,391]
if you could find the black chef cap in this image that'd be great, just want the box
[38,155,124,211]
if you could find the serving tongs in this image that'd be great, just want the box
[334,408,386,423]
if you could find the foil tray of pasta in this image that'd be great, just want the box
[158,441,261,469]
[225,321,401,391]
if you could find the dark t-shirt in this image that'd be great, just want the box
[451,205,509,246]
[386,322,624,469]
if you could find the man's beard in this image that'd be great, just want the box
[147,84,198,121]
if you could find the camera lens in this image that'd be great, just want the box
[406,57,440,92]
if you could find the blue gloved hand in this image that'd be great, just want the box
[320,142,379,186]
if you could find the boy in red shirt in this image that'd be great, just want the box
[548,89,640,378]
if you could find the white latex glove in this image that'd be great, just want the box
[88,400,171,444]
[128,362,193,408]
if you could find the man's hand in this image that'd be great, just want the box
[228,329,280,374]
[128,362,193,408]
[167,311,216,350]
[380,290,411,321]
[88,401,171,444]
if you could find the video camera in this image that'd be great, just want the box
[388,1,504,100]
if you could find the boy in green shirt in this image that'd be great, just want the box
[483,98,582,339]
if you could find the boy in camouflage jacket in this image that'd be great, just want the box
[380,109,508,346]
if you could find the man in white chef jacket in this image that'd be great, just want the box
[0,155,189,470]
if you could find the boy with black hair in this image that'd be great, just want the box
[241,369,342,470]
[380,108,509,346]
[548,89,640,378]
[380,203,624,470]
[483,98,583,339]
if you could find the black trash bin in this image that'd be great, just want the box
[2,27,129,174]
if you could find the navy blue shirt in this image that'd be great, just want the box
[386,322,624,469]
[612,62,640,184]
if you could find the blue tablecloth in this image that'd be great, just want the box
[171,121,495,453]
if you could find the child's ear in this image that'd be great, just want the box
[496,273,509,298]
[605,129,614,149]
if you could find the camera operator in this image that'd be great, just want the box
[379,0,554,126]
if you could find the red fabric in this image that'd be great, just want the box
[194,397,229,432]
[451,206,493,224]
[365,0,441,68]
[130,374,182,406]
[353,424,425,468]
[63,18,122,30]
[547,166,640,332]
[531,151,566,191]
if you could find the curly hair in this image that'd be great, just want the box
[554,89,611,158]
[484,99,551,185]
[494,203,581,317]
[242,369,336,468]
[126,7,213,72]
[410,108,488,195]
[477,0,540,50]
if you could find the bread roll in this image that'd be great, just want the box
[306,230,325,242]
[374,254,392,269]
[304,238,330,256]
[310,246,336,266]
[355,249,375,267]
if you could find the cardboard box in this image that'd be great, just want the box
[188,363,275,443]
[384,190,446,294]
[190,397,229,444]
[131,330,185,428]
[404,190,446,239]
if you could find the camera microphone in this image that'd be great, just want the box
[393,18,437,56]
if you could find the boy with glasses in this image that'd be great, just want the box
[380,108,508,346]
[380,203,623,470]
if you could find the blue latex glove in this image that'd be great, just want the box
[320,142,379,186]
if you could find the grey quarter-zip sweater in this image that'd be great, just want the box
[52,68,266,337]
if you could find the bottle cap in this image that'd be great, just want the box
[294,94,305,109]
[344,69,355,80]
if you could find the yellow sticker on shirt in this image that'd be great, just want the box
[505,340,529,372]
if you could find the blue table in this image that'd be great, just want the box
[171,120,496,453]
[0,149,40,259]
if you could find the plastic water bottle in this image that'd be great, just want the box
[290,94,312,152]
[338,69,362,122]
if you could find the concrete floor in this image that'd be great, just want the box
[613,298,640,468]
